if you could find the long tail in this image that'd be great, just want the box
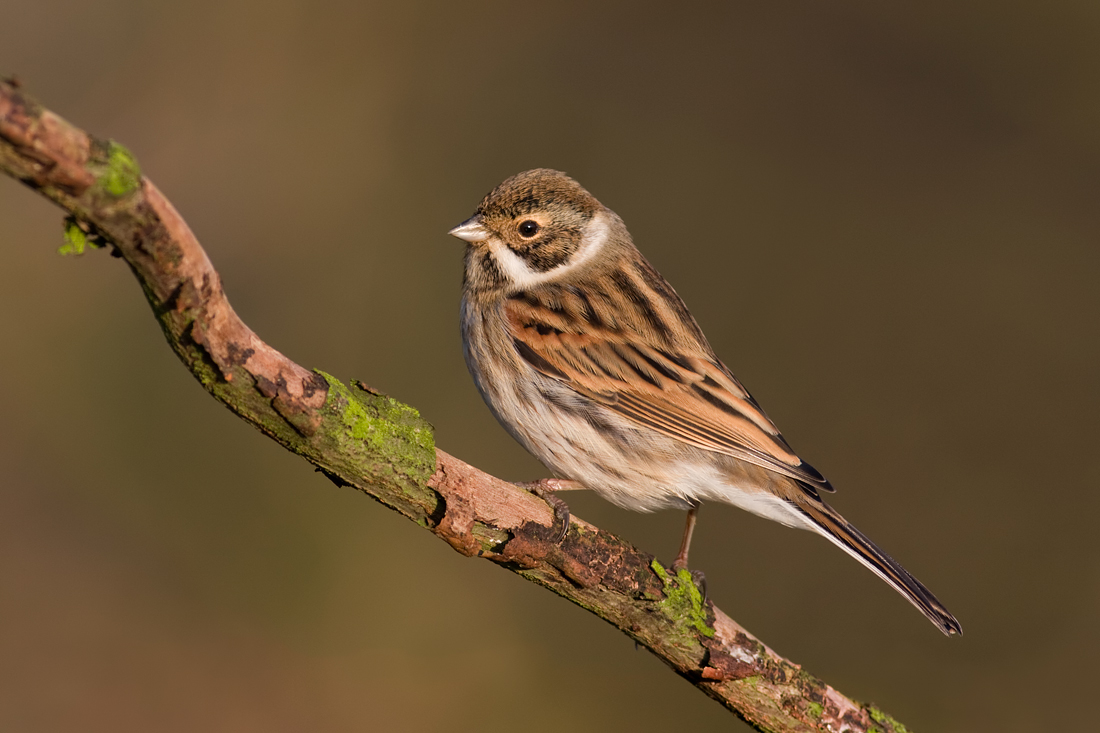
[796,497,962,636]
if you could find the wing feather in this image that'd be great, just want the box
[503,275,833,492]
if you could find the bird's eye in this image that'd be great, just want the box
[518,220,540,238]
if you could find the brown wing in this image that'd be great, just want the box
[503,269,833,494]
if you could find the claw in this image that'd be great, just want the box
[670,559,708,602]
[516,479,573,543]
[688,568,708,602]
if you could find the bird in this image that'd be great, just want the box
[449,168,961,636]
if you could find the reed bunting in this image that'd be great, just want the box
[450,169,961,636]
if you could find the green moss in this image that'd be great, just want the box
[317,371,435,483]
[59,217,87,255]
[868,705,910,733]
[58,216,105,256]
[98,141,141,197]
[650,559,714,638]
[807,702,823,718]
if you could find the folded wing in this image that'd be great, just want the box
[503,285,833,496]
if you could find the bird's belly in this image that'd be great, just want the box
[497,382,695,511]
[463,332,698,512]
[461,301,805,520]
[474,372,809,526]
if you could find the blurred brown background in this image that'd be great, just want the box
[1,2,1097,731]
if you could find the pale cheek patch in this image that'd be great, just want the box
[487,240,549,289]
[486,212,611,290]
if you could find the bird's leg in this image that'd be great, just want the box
[517,478,586,492]
[672,502,699,570]
[514,478,583,543]
[671,502,707,598]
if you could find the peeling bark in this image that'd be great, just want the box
[0,79,914,733]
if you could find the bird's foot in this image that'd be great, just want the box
[671,560,708,602]
[515,479,575,543]
[516,478,585,492]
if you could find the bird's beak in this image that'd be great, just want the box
[448,216,490,243]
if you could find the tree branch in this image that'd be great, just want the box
[0,79,912,733]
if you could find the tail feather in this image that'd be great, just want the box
[797,499,962,636]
